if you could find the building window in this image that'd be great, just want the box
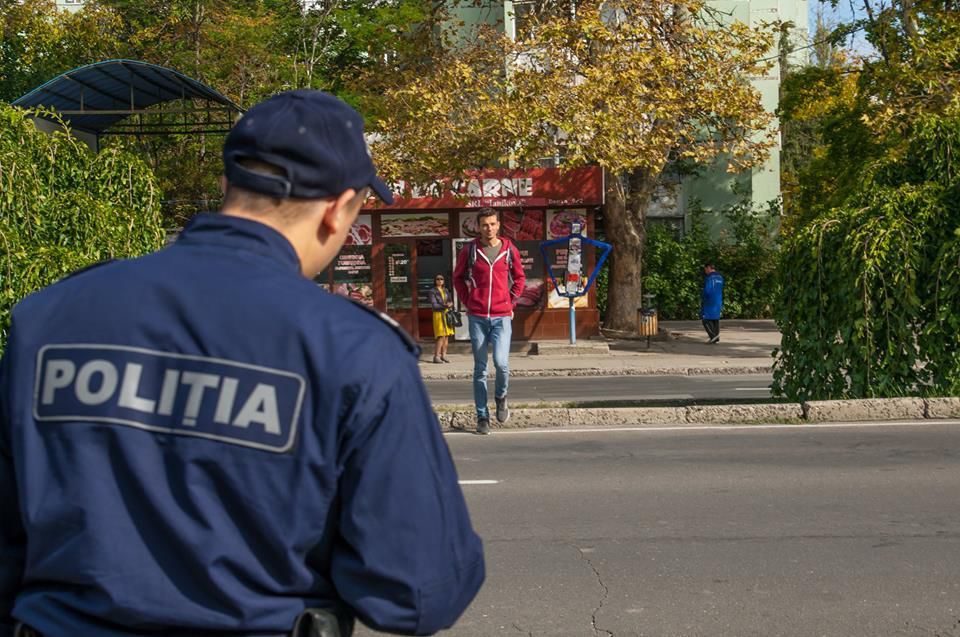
[512,1,575,37]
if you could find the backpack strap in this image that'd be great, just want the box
[505,239,514,291]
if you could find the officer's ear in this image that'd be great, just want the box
[318,188,361,238]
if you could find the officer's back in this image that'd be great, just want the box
[0,90,484,637]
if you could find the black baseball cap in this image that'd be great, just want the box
[223,90,393,204]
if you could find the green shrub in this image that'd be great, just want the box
[773,115,960,401]
[0,105,166,352]
[595,258,610,318]
[638,200,780,320]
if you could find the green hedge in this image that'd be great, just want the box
[598,200,779,321]
[0,104,165,352]
[772,115,960,401]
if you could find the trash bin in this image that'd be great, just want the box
[637,308,658,336]
[637,293,657,343]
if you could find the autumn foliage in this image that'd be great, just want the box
[372,0,778,332]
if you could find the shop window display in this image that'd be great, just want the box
[331,245,373,306]
[382,213,450,238]
[546,209,587,239]
[501,209,545,241]
[385,244,413,310]
[514,242,546,309]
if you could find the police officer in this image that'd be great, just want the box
[0,90,484,637]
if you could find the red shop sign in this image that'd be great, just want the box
[366,166,604,210]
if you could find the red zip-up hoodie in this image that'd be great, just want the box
[453,237,526,318]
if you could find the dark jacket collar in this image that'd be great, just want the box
[177,213,301,273]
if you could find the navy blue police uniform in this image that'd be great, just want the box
[0,91,484,637]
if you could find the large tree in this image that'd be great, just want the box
[0,0,124,101]
[280,0,448,102]
[92,0,449,217]
[3,0,447,219]
[371,0,777,333]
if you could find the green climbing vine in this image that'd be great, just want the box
[0,104,165,352]
[773,116,960,401]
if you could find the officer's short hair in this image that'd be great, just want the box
[224,159,319,218]
[224,167,368,223]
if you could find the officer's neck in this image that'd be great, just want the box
[221,206,327,278]
[480,236,501,248]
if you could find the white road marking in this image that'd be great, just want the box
[734,387,769,391]
[459,479,499,485]
[445,420,960,436]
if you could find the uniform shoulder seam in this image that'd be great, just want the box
[345,299,421,356]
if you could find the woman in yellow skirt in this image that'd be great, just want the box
[428,274,455,363]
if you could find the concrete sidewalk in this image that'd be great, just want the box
[417,320,960,428]
[418,319,780,379]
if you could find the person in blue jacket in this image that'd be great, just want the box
[0,90,484,637]
[701,263,725,344]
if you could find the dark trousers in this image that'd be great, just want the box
[702,319,720,340]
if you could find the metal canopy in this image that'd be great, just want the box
[12,59,244,136]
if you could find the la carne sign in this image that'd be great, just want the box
[366,167,604,211]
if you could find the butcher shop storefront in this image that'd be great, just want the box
[313,166,605,341]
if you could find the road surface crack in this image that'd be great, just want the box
[572,545,613,637]
[512,622,533,636]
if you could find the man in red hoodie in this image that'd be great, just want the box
[453,208,526,434]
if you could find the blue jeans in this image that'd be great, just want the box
[468,315,512,419]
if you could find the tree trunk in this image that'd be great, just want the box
[901,0,919,40]
[603,167,658,334]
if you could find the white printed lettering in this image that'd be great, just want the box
[517,178,533,197]
[214,377,239,424]
[118,363,156,413]
[75,360,119,405]
[157,369,180,416]
[34,345,305,452]
[233,383,281,434]
[42,359,76,405]
[180,372,220,426]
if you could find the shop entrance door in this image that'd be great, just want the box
[415,239,456,340]
[384,242,417,338]
[383,238,458,342]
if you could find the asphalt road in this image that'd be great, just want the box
[356,421,960,637]
[424,374,774,404]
